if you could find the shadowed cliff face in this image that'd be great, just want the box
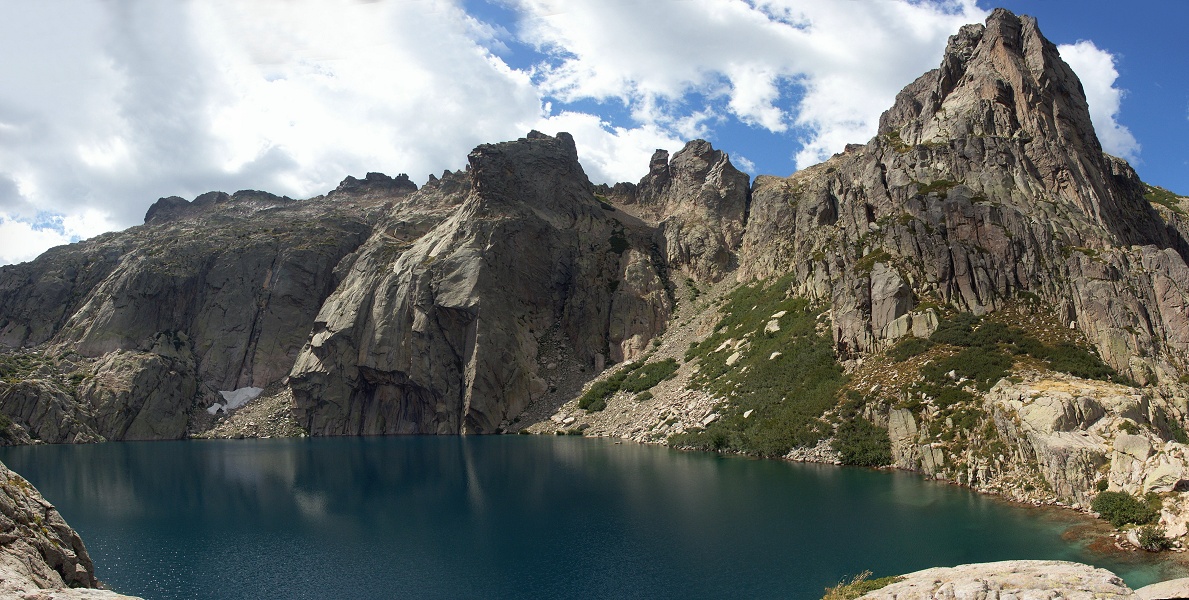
[0,183,413,441]
[289,132,671,435]
[737,8,1189,382]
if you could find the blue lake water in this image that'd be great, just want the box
[1,436,1184,599]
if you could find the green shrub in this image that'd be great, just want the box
[1091,491,1158,527]
[1138,524,1174,552]
[927,312,1125,383]
[577,362,642,411]
[922,346,1013,392]
[929,313,981,346]
[1096,479,1109,492]
[1144,184,1187,215]
[1045,343,1123,382]
[621,359,678,393]
[832,419,892,467]
[916,179,960,197]
[1118,420,1139,435]
[635,391,653,402]
[889,337,932,362]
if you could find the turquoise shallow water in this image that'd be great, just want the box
[1,436,1184,599]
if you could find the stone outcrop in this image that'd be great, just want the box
[0,460,140,598]
[0,177,415,442]
[857,560,1134,599]
[600,140,749,282]
[737,9,1188,380]
[289,131,671,435]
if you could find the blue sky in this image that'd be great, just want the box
[0,0,1186,265]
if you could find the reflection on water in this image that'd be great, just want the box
[1,437,1185,600]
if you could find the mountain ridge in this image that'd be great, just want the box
[0,9,1188,539]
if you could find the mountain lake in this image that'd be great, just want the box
[2,436,1185,599]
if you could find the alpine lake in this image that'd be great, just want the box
[2,436,1185,599]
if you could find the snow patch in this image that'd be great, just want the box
[207,386,264,414]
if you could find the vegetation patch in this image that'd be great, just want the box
[620,359,678,393]
[0,352,47,384]
[855,249,892,275]
[672,275,845,457]
[1144,184,1187,215]
[883,130,910,153]
[889,337,933,362]
[832,418,892,467]
[915,179,960,198]
[926,313,1127,384]
[1091,491,1159,528]
[578,358,676,412]
[822,571,903,600]
[1138,524,1174,552]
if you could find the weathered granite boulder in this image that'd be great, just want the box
[0,460,141,598]
[858,560,1133,599]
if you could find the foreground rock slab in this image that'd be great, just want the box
[859,560,1133,599]
[0,460,141,599]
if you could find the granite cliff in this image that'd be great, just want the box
[1,7,1188,545]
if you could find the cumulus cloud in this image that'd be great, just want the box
[0,0,550,265]
[515,0,987,168]
[0,0,707,265]
[0,1,1148,267]
[0,210,118,266]
[1058,41,1141,162]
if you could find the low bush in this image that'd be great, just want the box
[929,313,981,346]
[921,346,1013,392]
[832,418,892,467]
[577,362,642,412]
[1091,491,1158,527]
[889,337,932,362]
[1138,524,1174,552]
[672,275,845,457]
[927,312,1126,384]
[620,359,678,393]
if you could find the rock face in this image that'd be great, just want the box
[0,460,141,598]
[738,9,1188,380]
[859,560,1134,599]
[0,9,1186,467]
[289,132,671,434]
[600,140,749,282]
[0,179,413,442]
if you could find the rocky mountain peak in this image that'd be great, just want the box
[465,131,595,223]
[872,7,1168,249]
[329,172,417,198]
[880,8,1097,155]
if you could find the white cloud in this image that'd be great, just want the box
[0,0,701,265]
[516,0,987,168]
[1,1,1150,268]
[732,155,758,174]
[1059,40,1141,162]
[0,210,117,266]
[0,0,555,265]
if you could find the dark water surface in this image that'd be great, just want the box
[1,437,1184,599]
